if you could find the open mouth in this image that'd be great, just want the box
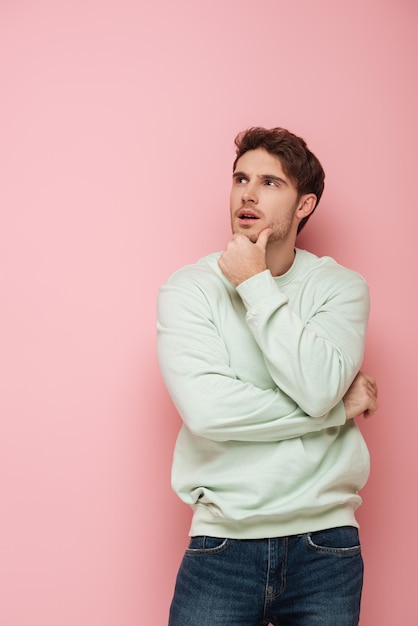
[238,209,259,220]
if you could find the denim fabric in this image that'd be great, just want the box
[169,526,363,626]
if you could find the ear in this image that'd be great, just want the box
[296,194,317,221]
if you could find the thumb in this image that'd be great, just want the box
[256,228,273,250]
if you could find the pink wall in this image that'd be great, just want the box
[1,1,416,624]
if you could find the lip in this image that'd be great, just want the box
[237,208,260,220]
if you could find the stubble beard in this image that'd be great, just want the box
[235,212,296,244]
[231,199,299,244]
[267,214,295,243]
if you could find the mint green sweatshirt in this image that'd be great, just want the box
[157,248,370,538]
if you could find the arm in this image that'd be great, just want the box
[218,230,370,417]
[157,273,347,443]
[236,268,369,416]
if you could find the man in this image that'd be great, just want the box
[157,127,378,626]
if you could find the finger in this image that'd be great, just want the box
[367,382,377,396]
[255,228,273,250]
[362,373,376,386]
[364,399,379,418]
[362,372,378,397]
[367,383,377,398]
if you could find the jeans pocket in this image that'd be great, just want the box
[305,526,361,555]
[185,536,230,555]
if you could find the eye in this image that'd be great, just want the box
[233,176,247,184]
[265,179,277,187]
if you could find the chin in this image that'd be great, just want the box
[233,225,260,243]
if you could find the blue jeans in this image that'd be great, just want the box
[169,526,363,626]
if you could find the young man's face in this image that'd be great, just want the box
[230,148,301,244]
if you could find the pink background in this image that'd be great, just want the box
[1,1,416,624]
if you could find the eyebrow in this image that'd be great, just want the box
[233,171,289,186]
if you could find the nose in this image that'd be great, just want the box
[242,180,258,204]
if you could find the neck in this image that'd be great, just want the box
[265,238,297,277]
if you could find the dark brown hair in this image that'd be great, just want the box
[233,127,325,233]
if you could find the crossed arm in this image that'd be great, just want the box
[157,272,377,444]
[218,229,378,421]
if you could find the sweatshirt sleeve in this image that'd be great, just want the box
[236,267,369,417]
[157,272,346,443]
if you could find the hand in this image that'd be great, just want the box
[343,371,378,420]
[218,228,273,286]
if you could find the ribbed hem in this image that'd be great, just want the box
[189,504,360,539]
